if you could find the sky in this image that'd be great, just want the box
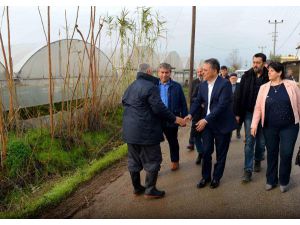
[1,0,300,69]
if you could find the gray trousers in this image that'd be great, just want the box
[127,143,162,173]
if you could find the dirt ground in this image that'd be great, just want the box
[39,158,128,218]
[40,125,300,219]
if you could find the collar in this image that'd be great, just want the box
[207,75,218,85]
[136,72,159,85]
[159,79,171,86]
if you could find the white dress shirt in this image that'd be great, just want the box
[206,76,218,116]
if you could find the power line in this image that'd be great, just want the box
[258,46,267,53]
[268,19,283,56]
[277,20,300,51]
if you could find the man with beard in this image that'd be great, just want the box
[234,53,269,183]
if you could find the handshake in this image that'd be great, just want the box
[176,115,207,132]
[175,115,193,127]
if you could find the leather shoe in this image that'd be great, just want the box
[210,179,220,189]
[171,162,179,171]
[197,178,211,188]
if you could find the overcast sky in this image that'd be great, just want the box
[1,4,300,68]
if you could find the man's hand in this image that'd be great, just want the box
[184,114,192,122]
[175,116,186,127]
[251,127,257,137]
[235,116,240,124]
[195,119,207,132]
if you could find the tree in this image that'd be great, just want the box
[226,49,242,71]
[269,52,281,62]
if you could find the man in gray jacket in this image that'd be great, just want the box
[122,63,186,199]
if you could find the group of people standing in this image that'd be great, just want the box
[122,52,300,199]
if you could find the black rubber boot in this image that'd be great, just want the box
[144,172,165,199]
[130,172,145,195]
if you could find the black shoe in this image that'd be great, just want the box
[254,160,261,172]
[242,170,252,183]
[144,172,165,199]
[195,153,202,165]
[197,178,211,188]
[236,132,241,139]
[130,172,145,195]
[187,144,194,151]
[210,179,220,189]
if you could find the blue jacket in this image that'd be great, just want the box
[190,76,237,134]
[122,72,176,145]
[160,79,188,128]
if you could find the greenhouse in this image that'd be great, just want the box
[164,51,183,71]
[16,39,115,79]
[0,62,5,81]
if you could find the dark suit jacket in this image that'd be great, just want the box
[190,78,202,106]
[232,82,240,115]
[190,76,237,134]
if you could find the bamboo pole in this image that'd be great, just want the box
[0,90,7,169]
[47,6,54,138]
[6,7,18,130]
[62,7,79,136]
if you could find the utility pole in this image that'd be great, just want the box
[258,46,267,53]
[189,6,196,102]
[268,19,283,56]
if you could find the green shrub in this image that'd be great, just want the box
[82,131,110,156]
[24,129,59,152]
[35,148,71,175]
[5,139,32,179]
[107,106,123,126]
[69,147,88,167]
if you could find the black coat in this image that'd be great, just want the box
[191,79,204,124]
[232,82,240,114]
[190,78,202,106]
[122,72,176,145]
[191,79,204,133]
[234,67,269,123]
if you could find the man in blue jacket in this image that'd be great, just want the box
[186,58,237,189]
[122,63,186,199]
[158,63,188,171]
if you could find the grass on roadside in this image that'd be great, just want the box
[0,143,128,219]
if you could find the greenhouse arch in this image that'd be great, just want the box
[17,39,115,79]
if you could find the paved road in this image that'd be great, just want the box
[72,125,300,218]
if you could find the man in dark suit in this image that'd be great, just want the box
[187,66,203,151]
[229,73,241,139]
[185,58,237,189]
[187,65,204,165]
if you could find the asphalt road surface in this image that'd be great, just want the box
[42,125,300,219]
